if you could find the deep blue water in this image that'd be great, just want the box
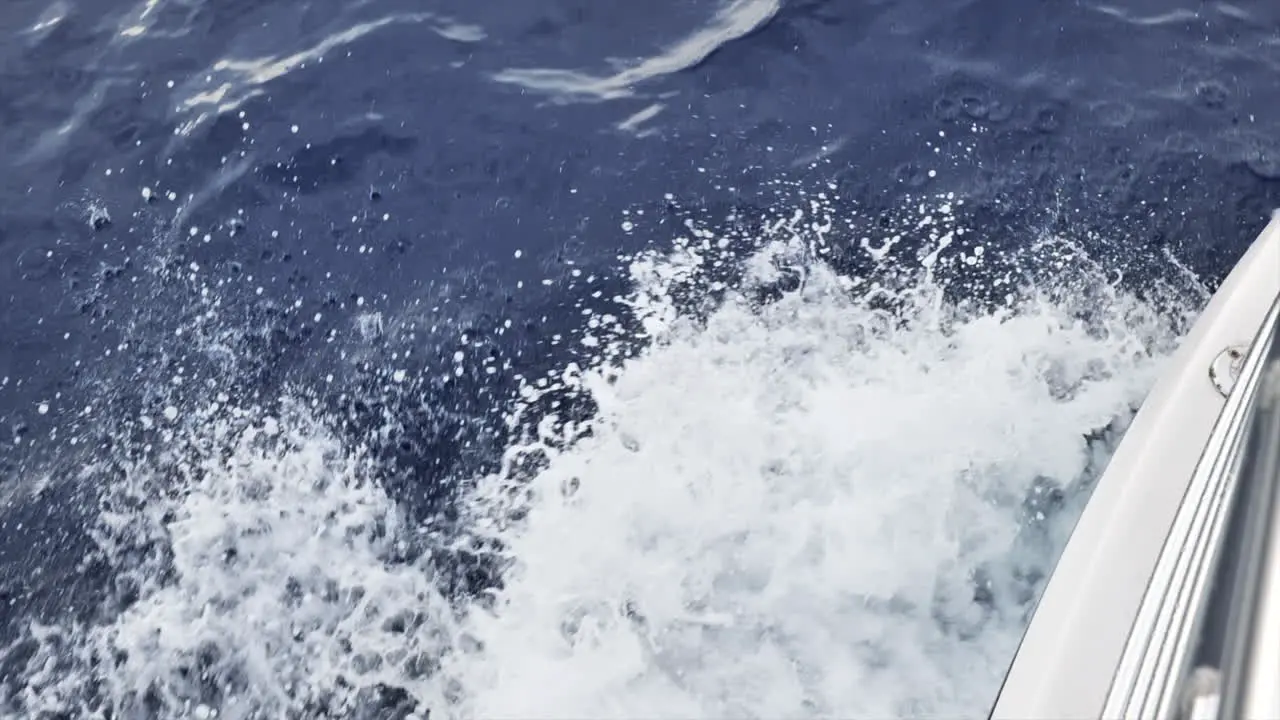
[2,0,1280,717]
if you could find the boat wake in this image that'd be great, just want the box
[1,184,1204,719]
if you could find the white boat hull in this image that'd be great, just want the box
[989,212,1280,719]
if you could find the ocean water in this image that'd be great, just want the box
[2,1,1280,718]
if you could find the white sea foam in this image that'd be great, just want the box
[3,402,462,719]
[2,188,1200,719]
[444,202,1190,718]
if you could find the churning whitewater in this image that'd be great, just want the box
[1,185,1202,719]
